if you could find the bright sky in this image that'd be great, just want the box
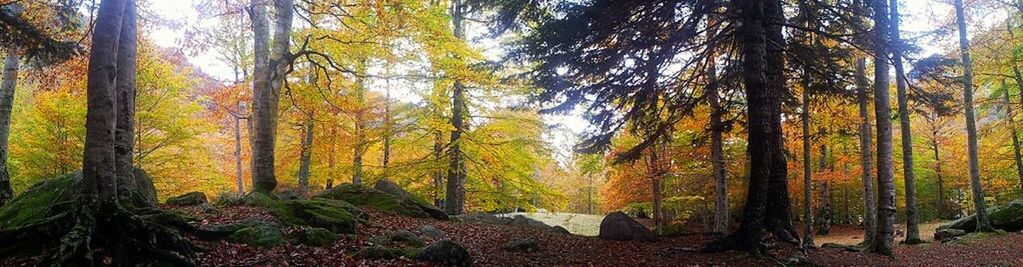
[145,0,1003,164]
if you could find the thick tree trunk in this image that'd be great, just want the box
[249,0,293,193]
[764,0,797,244]
[298,115,314,195]
[855,58,877,245]
[953,0,994,232]
[433,131,444,206]
[0,49,19,206]
[1008,2,1023,198]
[445,0,467,215]
[889,0,921,244]
[706,0,794,253]
[83,0,127,203]
[817,181,832,235]
[869,0,897,255]
[114,2,138,205]
[707,14,728,235]
[801,84,815,247]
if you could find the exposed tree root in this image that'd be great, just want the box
[2,197,197,266]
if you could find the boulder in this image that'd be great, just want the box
[503,238,539,253]
[418,240,472,267]
[938,199,1023,232]
[598,211,658,242]
[317,184,431,218]
[293,227,337,247]
[276,189,303,200]
[166,191,208,206]
[374,180,449,220]
[390,230,426,247]
[934,229,967,241]
[243,193,360,234]
[552,225,571,235]
[417,225,447,239]
[127,167,160,208]
[354,245,420,260]
[228,224,284,247]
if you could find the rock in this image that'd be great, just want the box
[166,191,208,206]
[598,211,658,242]
[552,225,571,234]
[503,238,539,253]
[294,227,337,247]
[127,167,160,208]
[418,240,472,267]
[934,229,967,241]
[391,230,426,247]
[276,189,303,200]
[244,193,360,234]
[374,180,450,220]
[939,199,1023,232]
[198,203,218,214]
[317,184,431,218]
[354,245,419,260]
[0,173,78,229]
[228,224,284,247]
[417,225,447,239]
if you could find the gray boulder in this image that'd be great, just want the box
[934,229,966,241]
[419,240,471,267]
[417,225,447,239]
[166,191,208,206]
[503,238,539,253]
[938,199,1023,232]
[374,179,449,220]
[598,211,658,242]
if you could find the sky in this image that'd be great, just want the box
[145,0,1003,163]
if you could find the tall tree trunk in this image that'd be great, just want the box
[352,74,366,185]
[856,57,877,245]
[1003,83,1023,199]
[298,115,314,195]
[953,0,994,232]
[0,49,19,206]
[889,0,921,244]
[764,0,798,244]
[234,103,244,196]
[83,0,127,204]
[649,144,664,235]
[869,0,897,255]
[706,0,794,253]
[445,0,467,215]
[933,139,945,218]
[1008,22,1023,196]
[801,83,815,247]
[382,87,391,171]
[707,14,729,235]
[249,0,293,193]
[817,181,832,235]
[114,2,138,205]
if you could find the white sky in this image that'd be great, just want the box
[145,0,1001,163]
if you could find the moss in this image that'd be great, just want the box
[165,192,208,206]
[244,193,359,234]
[227,224,284,247]
[317,184,429,218]
[0,173,76,230]
[293,227,337,247]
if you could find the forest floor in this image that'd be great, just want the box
[176,205,1023,266]
[5,204,1020,266]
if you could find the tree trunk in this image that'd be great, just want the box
[298,115,314,195]
[649,144,664,235]
[764,0,797,244]
[801,83,815,247]
[249,0,293,193]
[352,75,366,186]
[953,0,994,233]
[869,0,897,255]
[707,14,728,235]
[933,140,945,218]
[114,2,138,205]
[445,0,467,215]
[856,57,877,245]
[1003,84,1023,200]
[889,0,921,244]
[383,87,391,171]
[234,102,245,196]
[83,0,126,204]
[706,0,794,253]
[0,49,19,206]
[1009,23,1023,197]
[817,181,832,235]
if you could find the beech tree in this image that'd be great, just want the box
[953,0,994,232]
[249,0,293,193]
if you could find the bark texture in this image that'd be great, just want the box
[953,0,994,233]
[869,0,896,255]
[889,0,921,244]
[114,2,138,205]
[445,0,467,215]
[82,0,126,203]
[298,115,314,194]
[856,58,877,245]
[707,14,728,235]
[249,0,293,193]
[0,49,19,206]
[801,84,815,247]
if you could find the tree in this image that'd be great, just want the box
[249,0,293,193]
[953,0,994,233]
[889,0,922,244]
[800,75,815,247]
[0,47,18,205]
[445,0,468,215]
[868,0,897,256]
[855,57,877,246]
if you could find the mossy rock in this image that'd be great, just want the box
[369,230,426,247]
[0,173,76,230]
[228,224,284,247]
[418,240,471,267]
[939,199,1023,232]
[293,227,337,247]
[166,192,208,206]
[125,167,160,208]
[503,238,539,253]
[243,193,359,234]
[353,245,421,260]
[374,180,449,220]
[317,184,430,218]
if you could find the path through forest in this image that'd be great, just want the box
[497,212,605,236]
